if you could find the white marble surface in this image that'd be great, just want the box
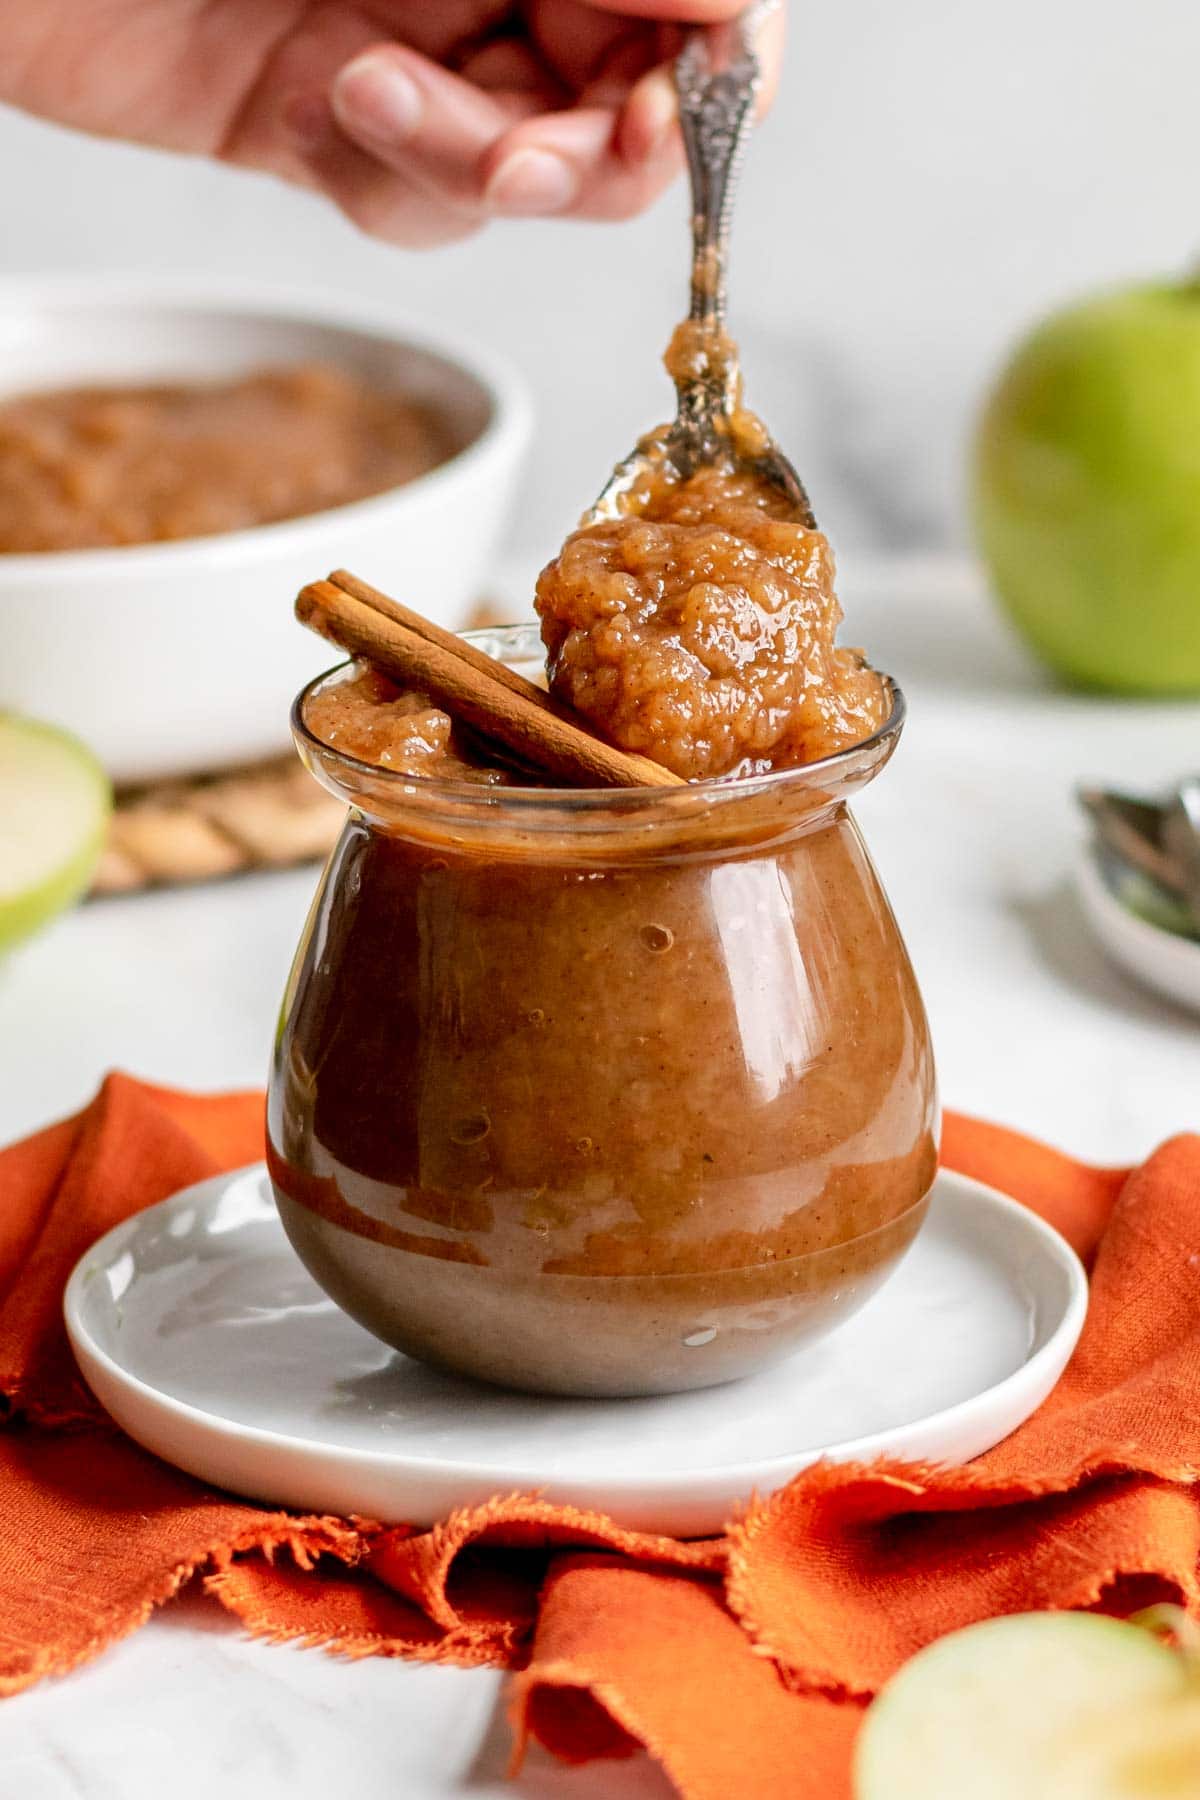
[2,554,1198,1797]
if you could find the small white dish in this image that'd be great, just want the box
[1074,843,1200,1014]
[0,275,532,783]
[65,1164,1086,1538]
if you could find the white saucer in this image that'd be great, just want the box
[65,1164,1086,1537]
[1075,842,1200,1015]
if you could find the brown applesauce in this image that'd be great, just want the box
[530,318,887,780]
[305,667,517,785]
[535,467,886,782]
[0,363,453,552]
[306,470,887,789]
[270,631,937,1397]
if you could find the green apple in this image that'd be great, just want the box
[975,282,1200,691]
[855,1609,1200,1799]
[0,713,111,953]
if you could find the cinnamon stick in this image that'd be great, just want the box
[328,569,559,717]
[295,575,684,790]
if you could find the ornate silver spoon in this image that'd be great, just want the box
[586,1,816,528]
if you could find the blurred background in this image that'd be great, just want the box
[6,0,1196,570]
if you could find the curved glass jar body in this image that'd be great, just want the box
[268,628,938,1397]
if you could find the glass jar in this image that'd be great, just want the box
[268,627,937,1398]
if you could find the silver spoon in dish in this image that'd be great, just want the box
[585,0,816,529]
[1079,778,1200,933]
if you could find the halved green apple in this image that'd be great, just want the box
[856,1610,1200,1799]
[0,713,111,953]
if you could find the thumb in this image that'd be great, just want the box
[579,1,752,14]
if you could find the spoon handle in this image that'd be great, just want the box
[674,3,772,329]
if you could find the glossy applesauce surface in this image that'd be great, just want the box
[304,668,517,784]
[271,713,936,1395]
[536,464,887,780]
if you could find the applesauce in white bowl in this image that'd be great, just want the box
[0,276,531,783]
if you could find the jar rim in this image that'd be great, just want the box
[291,624,905,821]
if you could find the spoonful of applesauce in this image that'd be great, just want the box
[584,0,815,528]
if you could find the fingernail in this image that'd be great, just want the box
[641,81,678,162]
[484,149,578,216]
[333,54,422,146]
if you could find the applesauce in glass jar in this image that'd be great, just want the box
[267,627,937,1397]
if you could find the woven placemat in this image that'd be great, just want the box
[90,754,346,896]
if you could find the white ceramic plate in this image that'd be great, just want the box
[1074,843,1200,1014]
[65,1164,1086,1537]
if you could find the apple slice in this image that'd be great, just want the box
[855,1610,1200,1799]
[0,714,110,953]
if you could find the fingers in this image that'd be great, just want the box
[287,97,485,248]
[330,45,529,212]
[330,39,679,226]
[578,0,766,19]
[456,38,571,108]
[527,0,651,91]
[481,104,683,221]
[748,1,787,113]
[240,2,786,247]
[618,2,785,162]
[617,66,679,164]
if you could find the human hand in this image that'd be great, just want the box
[2,2,784,247]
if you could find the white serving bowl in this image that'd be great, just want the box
[0,276,532,783]
[1074,842,1200,1014]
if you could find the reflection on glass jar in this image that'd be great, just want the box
[268,628,937,1398]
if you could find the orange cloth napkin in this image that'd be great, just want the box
[2,1073,1197,1800]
